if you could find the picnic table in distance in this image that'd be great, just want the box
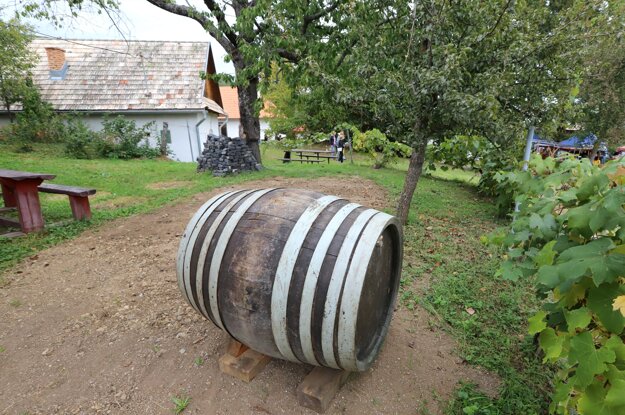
[291,149,335,164]
[0,169,56,234]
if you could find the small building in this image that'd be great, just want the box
[218,86,272,140]
[0,38,225,162]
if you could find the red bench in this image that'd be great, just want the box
[38,183,96,221]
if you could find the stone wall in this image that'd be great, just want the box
[197,134,262,176]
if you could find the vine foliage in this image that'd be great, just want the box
[490,155,625,414]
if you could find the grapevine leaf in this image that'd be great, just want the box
[535,240,557,267]
[576,174,609,202]
[559,282,590,308]
[564,307,592,333]
[529,213,543,230]
[569,332,615,388]
[529,213,556,237]
[528,311,547,335]
[587,284,625,335]
[559,188,578,203]
[603,189,625,212]
[589,207,609,233]
[551,381,573,413]
[565,204,593,238]
[577,380,611,415]
[605,336,625,362]
[605,378,625,408]
[539,328,565,362]
[537,265,560,288]
[497,261,524,282]
[512,229,531,243]
[557,238,625,286]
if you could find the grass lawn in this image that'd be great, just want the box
[0,142,549,413]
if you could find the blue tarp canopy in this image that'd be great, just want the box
[558,134,597,148]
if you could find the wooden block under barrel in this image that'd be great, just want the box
[226,339,249,358]
[218,347,271,383]
[297,366,351,413]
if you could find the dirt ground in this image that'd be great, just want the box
[0,177,499,415]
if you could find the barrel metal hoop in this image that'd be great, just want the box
[177,191,238,312]
[271,195,342,363]
[209,188,276,331]
[194,189,256,322]
[337,212,395,371]
[321,209,378,369]
[298,202,361,366]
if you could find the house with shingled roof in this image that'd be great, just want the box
[218,85,272,140]
[0,38,225,162]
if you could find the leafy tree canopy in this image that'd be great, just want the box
[0,18,37,120]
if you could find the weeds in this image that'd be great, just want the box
[171,395,190,414]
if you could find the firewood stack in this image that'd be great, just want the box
[197,134,262,176]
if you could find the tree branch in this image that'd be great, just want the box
[204,0,239,46]
[144,0,234,53]
[275,48,300,63]
[478,0,513,43]
[301,1,341,35]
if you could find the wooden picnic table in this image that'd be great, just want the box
[292,149,335,164]
[0,169,56,234]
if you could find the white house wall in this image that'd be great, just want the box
[224,118,240,138]
[222,117,271,140]
[0,111,218,162]
[260,119,270,141]
[81,112,219,162]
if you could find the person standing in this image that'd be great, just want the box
[337,132,345,163]
[329,131,337,158]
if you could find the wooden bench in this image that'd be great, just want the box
[278,158,322,164]
[38,183,96,221]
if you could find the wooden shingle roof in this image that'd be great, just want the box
[29,38,224,113]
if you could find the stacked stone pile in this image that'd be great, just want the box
[197,134,262,176]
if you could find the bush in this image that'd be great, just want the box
[352,128,411,168]
[9,86,65,145]
[427,135,522,215]
[63,117,96,159]
[93,116,159,159]
[489,155,625,414]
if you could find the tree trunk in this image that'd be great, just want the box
[3,97,14,123]
[236,77,262,165]
[396,141,427,225]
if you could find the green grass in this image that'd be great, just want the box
[171,395,191,414]
[0,142,549,413]
[0,143,412,271]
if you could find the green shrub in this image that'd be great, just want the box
[63,117,96,159]
[427,135,522,215]
[10,86,65,144]
[352,128,411,169]
[489,155,625,414]
[93,116,159,159]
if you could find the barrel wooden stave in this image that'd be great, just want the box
[178,188,403,371]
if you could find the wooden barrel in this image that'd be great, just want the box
[176,188,403,372]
